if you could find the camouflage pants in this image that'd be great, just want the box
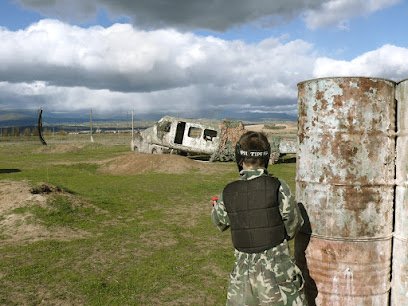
[227,241,307,306]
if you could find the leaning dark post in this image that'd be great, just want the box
[295,77,395,305]
[392,79,408,306]
[37,108,47,145]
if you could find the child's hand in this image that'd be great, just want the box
[211,196,219,206]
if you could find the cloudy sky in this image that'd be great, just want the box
[0,0,408,119]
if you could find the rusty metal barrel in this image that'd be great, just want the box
[392,79,408,305]
[295,77,395,305]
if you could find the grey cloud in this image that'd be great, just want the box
[17,0,99,23]
[17,0,325,31]
[16,0,401,31]
[0,64,189,93]
[0,80,300,119]
[0,83,46,110]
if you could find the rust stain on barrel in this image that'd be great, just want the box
[296,77,395,305]
[303,237,391,305]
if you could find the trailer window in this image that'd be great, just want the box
[188,127,202,138]
[204,129,217,141]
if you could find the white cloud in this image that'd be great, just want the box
[304,0,400,30]
[314,44,408,79]
[0,81,203,113]
[2,20,408,118]
[0,20,316,115]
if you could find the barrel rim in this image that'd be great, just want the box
[397,78,408,84]
[297,76,396,87]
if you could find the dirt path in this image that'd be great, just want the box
[98,152,230,175]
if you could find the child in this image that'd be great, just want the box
[211,131,307,306]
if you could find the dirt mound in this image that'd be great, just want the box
[0,180,90,244]
[30,184,63,194]
[98,153,225,175]
[245,122,297,134]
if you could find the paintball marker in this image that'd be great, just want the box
[211,196,219,206]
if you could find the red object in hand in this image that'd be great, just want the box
[211,196,219,206]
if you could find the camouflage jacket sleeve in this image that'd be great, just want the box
[211,194,230,232]
[278,179,304,240]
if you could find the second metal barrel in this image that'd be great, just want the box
[392,79,408,306]
[295,77,395,305]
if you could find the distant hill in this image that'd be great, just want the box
[212,111,297,122]
[0,110,37,127]
[0,109,297,128]
[0,109,122,127]
[143,110,297,122]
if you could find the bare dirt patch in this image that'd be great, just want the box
[1,284,86,306]
[161,199,209,228]
[0,180,48,213]
[34,143,86,154]
[139,229,178,250]
[201,263,228,279]
[98,153,228,175]
[0,180,90,244]
[245,122,297,134]
[144,283,216,306]
[1,213,89,244]
[245,124,265,132]
[34,287,86,306]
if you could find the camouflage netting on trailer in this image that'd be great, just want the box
[210,121,283,164]
[266,135,281,164]
[210,120,246,162]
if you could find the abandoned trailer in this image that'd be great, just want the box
[131,115,297,163]
[132,116,220,156]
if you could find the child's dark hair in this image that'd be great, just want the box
[236,131,270,168]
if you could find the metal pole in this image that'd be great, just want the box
[131,109,134,151]
[90,108,94,143]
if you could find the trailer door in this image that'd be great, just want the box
[174,121,186,144]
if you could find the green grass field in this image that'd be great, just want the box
[0,139,296,305]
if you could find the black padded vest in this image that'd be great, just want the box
[222,175,286,253]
